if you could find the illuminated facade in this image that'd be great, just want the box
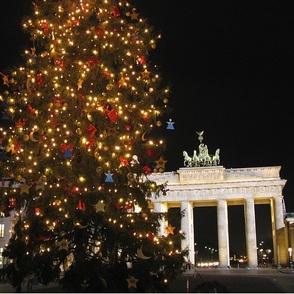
[149,166,286,268]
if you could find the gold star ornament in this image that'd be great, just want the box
[77,78,83,90]
[126,276,139,289]
[126,10,139,20]
[155,156,167,169]
[19,183,31,195]
[57,238,69,251]
[166,223,175,235]
[118,76,127,88]
[95,200,106,212]
[0,72,9,86]
[130,10,139,20]
[141,69,150,79]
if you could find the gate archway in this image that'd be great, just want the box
[149,166,286,268]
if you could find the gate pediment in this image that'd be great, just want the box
[178,166,225,183]
[148,166,283,185]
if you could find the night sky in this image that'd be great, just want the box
[1,0,294,256]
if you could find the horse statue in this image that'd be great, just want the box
[192,150,200,167]
[212,148,220,166]
[198,143,212,166]
[183,151,193,167]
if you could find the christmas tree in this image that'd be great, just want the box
[0,0,189,292]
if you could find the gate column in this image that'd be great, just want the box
[181,201,195,264]
[217,199,230,268]
[274,196,285,230]
[271,196,285,265]
[244,198,258,268]
[153,202,168,236]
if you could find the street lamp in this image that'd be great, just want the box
[266,249,272,267]
[288,247,292,269]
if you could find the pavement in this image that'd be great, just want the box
[172,267,294,293]
[0,267,293,293]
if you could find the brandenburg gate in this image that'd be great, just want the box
[149,132,287,268]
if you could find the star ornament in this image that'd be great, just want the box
[0,72,9,86]
[141,69,150,79]
[57,238,69,251]
[19,183,31,195]
[126,276,139,289]
[77,78,83,90]
[155,156,167,169]
[95,200,106,212]
[166,224,175,235]
[130,10,139,20]
[117,76,128,88]
[126,9,139,20]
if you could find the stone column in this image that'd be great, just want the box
[217,199,230,268]
[181,201,195,264]
[270,198,277,266]
[274,196,285,230]
[153,202,168,236]
[244,198,258,268]
[270,196,285,266]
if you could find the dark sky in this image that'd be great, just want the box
[134,0,294,255]
[1,0,294,256]
[133,0,294,206]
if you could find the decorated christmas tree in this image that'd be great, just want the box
[0,0,189,292]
